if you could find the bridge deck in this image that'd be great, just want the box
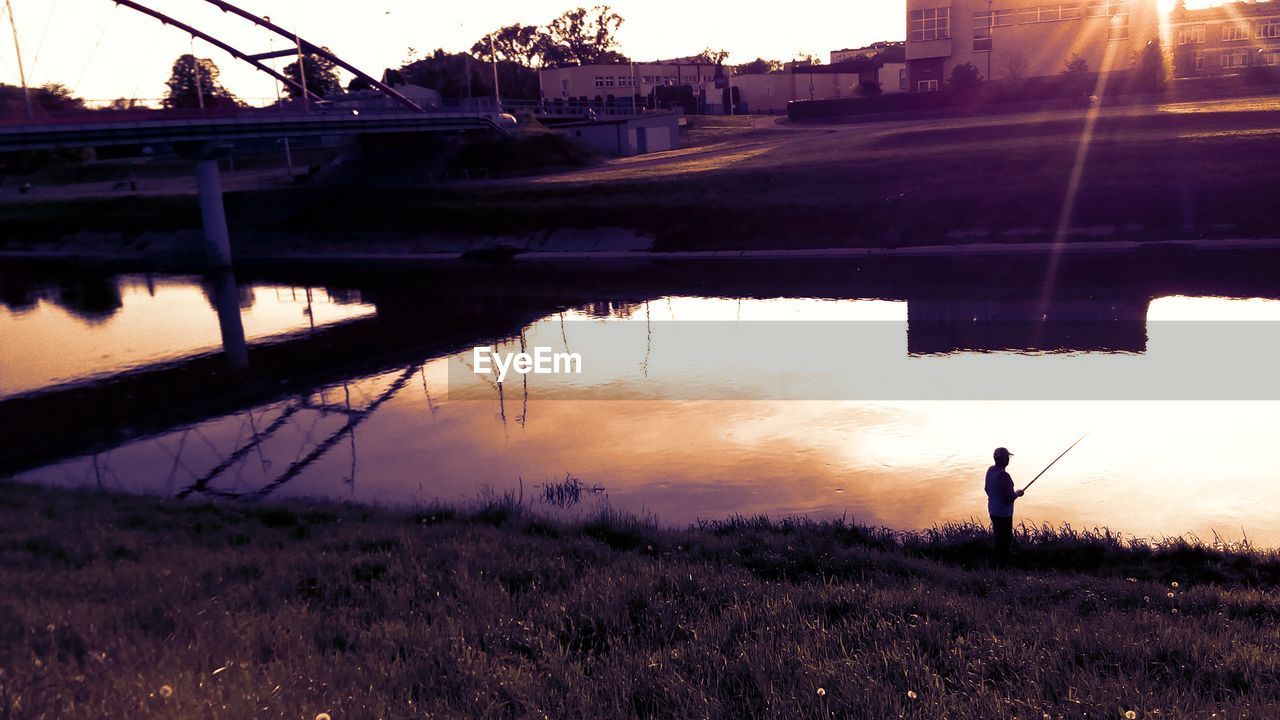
[0,110,510,152]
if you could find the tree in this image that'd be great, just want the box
[1004,52,1030,82]
[471,24,546,66]
[695,48,730,66]
[398,49,540,102]
[734,58,783,75]
[539,6,626,67]
[284,51,342,98]
[1135,39,1165,93]
[163,54,238,109]
[949,62,983,93]
[1060,54,1092,99]
[35,83,85,113]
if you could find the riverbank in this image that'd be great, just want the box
[4,100,1280,261]
[3,480,1280,718]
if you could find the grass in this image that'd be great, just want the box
[4,103,1280,257]
[3,479,1280,718]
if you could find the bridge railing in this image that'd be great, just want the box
[0,103,514,130]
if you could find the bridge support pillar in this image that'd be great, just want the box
[209,268,249,373]
[195,157,233,267]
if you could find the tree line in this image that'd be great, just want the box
[16,3,800,111]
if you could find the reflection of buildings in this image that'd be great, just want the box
[906,297,1149,354]
[905,0,1160,91]
[1170,0,1280,78]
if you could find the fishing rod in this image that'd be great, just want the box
[1021,432,1089,493]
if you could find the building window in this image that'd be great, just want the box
[1258,18,1280,39]
[594,76,605,87]
[1223,24,1250,42]
[1221,50,1249,68]
[1086,1,1129,18]
[1016,4,1084,24]
[917,79,939,92]
[1258,51,1280,66]
[909,7,951,42]
[1109,12,1130,40]
[973,8,1012,52]
[1193,51,1205,72]
[1177,26,1206,45]
[899,68,908,90]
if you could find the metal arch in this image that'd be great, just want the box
[198,0,423,112]
[111,0,323,104]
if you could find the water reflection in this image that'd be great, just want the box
[0,270,376,397]
[208,269,249,372]
[6,253,1280,545]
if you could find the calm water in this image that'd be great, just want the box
[3,263,1280,545]
[0,274,374,398]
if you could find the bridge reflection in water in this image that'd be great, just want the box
[4,248,1280,541]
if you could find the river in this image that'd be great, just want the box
[2,252,1279,544]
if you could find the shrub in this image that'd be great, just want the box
[949,63,984,94]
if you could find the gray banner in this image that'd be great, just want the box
[444,321,1280,400]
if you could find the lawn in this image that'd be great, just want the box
[3,479,1280,718]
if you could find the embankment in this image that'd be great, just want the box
[3,479,1280,718]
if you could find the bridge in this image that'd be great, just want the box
[0,109,512,152]
[1,0,513,268]
[0,106,510,267]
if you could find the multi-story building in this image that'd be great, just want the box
[538,62,722,105]
[904,0,1159,92]
[1169,1,1280,78]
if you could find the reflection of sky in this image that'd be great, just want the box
[447,295,1280,401]
[0,276,375,398]
[15,295,1280,546]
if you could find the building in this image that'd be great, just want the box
[831,41,905,65]
[550,113,681,156]
[730,63,908,113]
[904,0,1160,92]
[538,62,723,107]
[1169,1,1280,78]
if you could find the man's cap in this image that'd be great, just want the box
[994,447,1013,460]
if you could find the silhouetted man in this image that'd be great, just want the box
[985,447,1023,563]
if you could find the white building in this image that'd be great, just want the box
[539,62,723,105]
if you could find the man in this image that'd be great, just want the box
[985,447,1023,563]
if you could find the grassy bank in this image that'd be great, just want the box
[4,105,1280,258]
[4,480,1280,718]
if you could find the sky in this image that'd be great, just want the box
[0,0,1220,106]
